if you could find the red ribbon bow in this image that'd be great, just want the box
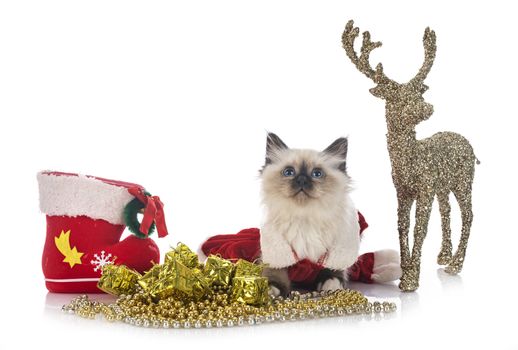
[128,187,169,238]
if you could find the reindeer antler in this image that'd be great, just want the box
[411,27,436,84]
[342,20,390,84]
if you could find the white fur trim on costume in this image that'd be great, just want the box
[38,172,135,225]
[371,249,402,283]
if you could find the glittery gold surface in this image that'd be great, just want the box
[71,244,397,328]
[231,276,269,306]
[343,20,476,291]
[203,255,235,288]
[98,244,267,305]
[137,264,161,292]
[235,259,263,278]
[98,264,142,296]
[149,259,190,299]
[164,243,199,269]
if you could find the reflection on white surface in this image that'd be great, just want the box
[45,292,117,311]
[348,281,418,315]
[436,268,464,290]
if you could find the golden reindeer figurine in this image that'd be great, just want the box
[342,20,477,291]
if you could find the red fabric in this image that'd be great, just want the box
[201,212,375,285]
[128,187,169,238]
[201,228,262,262]
[43,215,160,293]
[347,252,375,283]
[288,259,324,284]
[358,211,368,235]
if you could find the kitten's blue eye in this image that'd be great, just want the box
[283,167,295,177]
[311,169,324,178]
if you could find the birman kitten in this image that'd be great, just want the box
[260,133,361,296]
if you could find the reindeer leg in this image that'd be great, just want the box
[437,192,453,265]
[397,195,414,291]
[446,189,473,275]
[400,193,434,292]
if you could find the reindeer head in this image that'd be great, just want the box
[342,20,436,131]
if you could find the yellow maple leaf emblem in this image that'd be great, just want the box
[54,230,84,268]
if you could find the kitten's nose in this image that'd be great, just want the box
[295,175,310,189]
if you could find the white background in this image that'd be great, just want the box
[1,0,517,349]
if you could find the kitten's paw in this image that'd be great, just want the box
[268,285,281,297]
[317,277,344,292]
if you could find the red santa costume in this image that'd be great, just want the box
[201,212,399,285]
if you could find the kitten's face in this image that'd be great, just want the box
[260,133,350,206]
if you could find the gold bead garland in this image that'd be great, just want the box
[62,289,396,328]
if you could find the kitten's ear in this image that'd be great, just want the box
[323,137,348,172]
[265,132,288,165]
[323,137,348,159]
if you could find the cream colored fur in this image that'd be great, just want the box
[260,147,360,270]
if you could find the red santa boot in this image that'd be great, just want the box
[38,171,169,293]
